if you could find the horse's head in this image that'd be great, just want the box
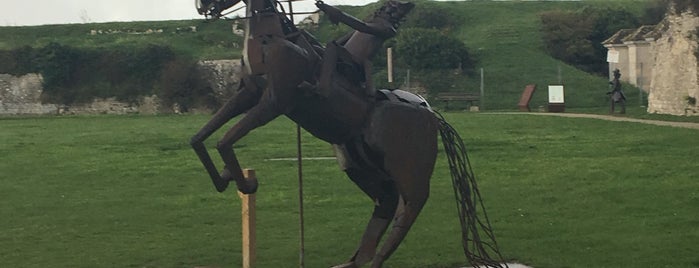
[373,0,415,28]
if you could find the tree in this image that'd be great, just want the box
[587,7,640,74]
[540,7,641,75]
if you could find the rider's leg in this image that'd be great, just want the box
[362,59,375,98]
[318,41,340,97]
[319,41,374,101]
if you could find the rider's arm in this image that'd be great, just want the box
[316,2,396,39]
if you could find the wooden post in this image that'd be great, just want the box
[387,47,394,83]
[239,169,256,268]
[480,68,485,111]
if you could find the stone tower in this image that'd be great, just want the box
[647,7,699,115]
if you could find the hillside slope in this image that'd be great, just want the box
[445,0,648,109]
[309,0,651,110]
[0,19,242,60]
[0,0,651,110]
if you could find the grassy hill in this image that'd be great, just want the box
[0,0,655,110]
[441,0,650,110]
[0,19,243,60]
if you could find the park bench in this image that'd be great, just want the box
[434,92,480,110]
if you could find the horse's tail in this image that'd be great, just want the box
[435,111,507,268]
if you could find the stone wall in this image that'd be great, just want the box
[648,11,699,115]
[0,59,242,115]
[0,73,58,114]
[197,59,243,100]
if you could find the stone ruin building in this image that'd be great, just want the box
[604,8,699,115]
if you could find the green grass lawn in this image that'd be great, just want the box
[1,113,697,267]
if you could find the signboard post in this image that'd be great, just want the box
[518,84,536,112]
[547,85,565,112]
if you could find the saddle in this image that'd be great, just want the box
[378,89,432,110]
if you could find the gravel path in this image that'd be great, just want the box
[463,263,533,268]
[497,112,699,130]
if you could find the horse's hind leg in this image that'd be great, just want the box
[364,103,439,268]
[332,146,399,268]
[337,169,399,268]
[371,170,431,268]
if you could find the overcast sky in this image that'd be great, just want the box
[0,0,377,26]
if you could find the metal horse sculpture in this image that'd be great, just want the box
[191,0,505,267]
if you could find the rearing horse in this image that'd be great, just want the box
[190,1,505,267]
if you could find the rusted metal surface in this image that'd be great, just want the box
[188,1,505,267]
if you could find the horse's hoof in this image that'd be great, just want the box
[212,170,231,193]
[236,176,259,194]
[331,262,358,268]
[220,168,258,194]
[212,178,230,193]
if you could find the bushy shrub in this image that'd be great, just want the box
[0,46,39,75]
[395,28,473,70]
[402,3,456,30]
[641,0,668,24]
[0,42,211,106]
[156,59,213,112]
[35,43,83,103]
[540,7,640,75]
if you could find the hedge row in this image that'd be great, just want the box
[0,43,213,110]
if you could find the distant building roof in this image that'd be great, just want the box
[622,25,656,42]
[602,24,660,45]
[602,29,635,45]
[643,19,669,41]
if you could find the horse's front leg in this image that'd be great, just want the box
[190,76,263,192]
[216,95,281,194]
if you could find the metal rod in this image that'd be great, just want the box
[291,3,303,265]
[288,0,295,24]
[285,11,320,15]
[296,124,305,268]
[225,11,319,21]
[220,5,246,17]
